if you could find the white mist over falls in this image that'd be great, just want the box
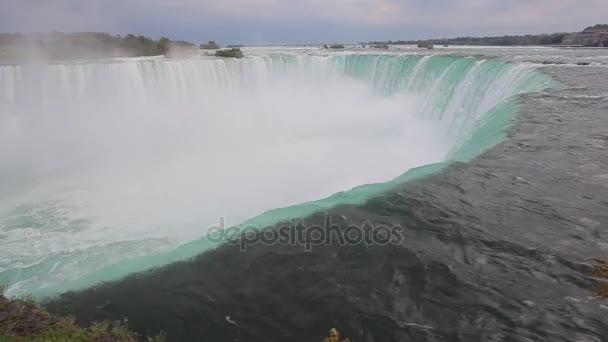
[0,50,553,297]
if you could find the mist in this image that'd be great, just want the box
[0,54,453,295]
[0,46,553,298]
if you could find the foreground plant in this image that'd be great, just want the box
[323,328,351,342]
[0,286,163,342]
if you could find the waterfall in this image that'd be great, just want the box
[0,52,553,298]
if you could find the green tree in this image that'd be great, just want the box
[157,37,171,55]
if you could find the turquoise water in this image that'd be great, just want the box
[0,52,554,298]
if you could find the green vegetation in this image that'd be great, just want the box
[215,48,244,58]
[0,286,163,342]
[0,32,197,61]
[122,34,163,56]
[157,37,171,55]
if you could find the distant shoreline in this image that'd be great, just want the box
[0,32,197,62]
[365,24,607,48]
[1,24,606,61]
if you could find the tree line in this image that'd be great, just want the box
[0,32,197,60]
[365,32,569,47]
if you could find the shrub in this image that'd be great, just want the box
[215,48,244,58]
[0,286,163,342]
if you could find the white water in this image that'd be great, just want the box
[0,51,551,297]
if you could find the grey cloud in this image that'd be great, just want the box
[1,0,606,43]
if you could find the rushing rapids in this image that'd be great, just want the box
[0,51,553,298]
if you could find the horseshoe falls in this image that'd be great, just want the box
[0,52,553,298]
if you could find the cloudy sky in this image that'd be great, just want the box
[1,0,606,45]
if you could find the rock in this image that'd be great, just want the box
[417,42,434,49]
